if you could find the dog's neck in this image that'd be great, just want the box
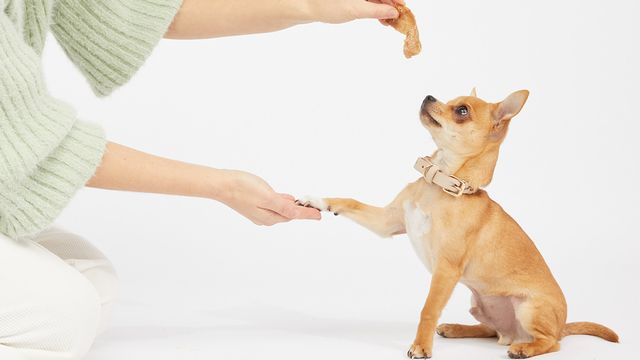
[431,146,500,190]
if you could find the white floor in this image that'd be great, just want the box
[86,299,630,360]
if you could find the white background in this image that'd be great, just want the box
[43,0,638,359]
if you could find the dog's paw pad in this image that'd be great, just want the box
[295,196,328,212]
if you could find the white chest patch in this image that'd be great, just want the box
[403,201,433,272]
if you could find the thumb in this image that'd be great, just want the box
[352,2,399,20]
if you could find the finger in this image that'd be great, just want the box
[353,2,399,20]
[294,206,322,220]
[269,197,299,219]
[280,199,322,220]
[256,208,291,226]
[268,197,322,220]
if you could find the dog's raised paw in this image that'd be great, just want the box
[407,344,431,359]
[295,196,329,212]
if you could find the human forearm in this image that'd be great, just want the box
[86,142,224,200]
[166,0,307,39]
[86,142,320,225]
[165,0,401,39]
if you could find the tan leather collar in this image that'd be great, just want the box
[414,156,477,197]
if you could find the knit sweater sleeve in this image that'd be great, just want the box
[50,0,183,97]
[0,13,106,239]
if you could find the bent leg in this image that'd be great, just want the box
[33,227,119,334]
[436,323,497,338]
[0,232,102,359]
[508,337,559,359]
[508,300,562,358]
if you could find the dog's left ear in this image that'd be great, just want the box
[470,87,477,97]
[493,90,529,126]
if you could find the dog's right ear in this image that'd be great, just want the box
[493,90,529,126]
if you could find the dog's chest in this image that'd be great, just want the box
[403,201,435,272]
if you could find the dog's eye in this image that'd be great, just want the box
[456,106,469,116]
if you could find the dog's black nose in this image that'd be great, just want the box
[425,95,437,102]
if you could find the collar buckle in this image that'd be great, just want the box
[414,156,476,197]
[442,176,470,197]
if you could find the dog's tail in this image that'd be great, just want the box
[561,322,619,342]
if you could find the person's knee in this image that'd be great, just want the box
[0,234,105,359]
[35,227,119,308]
[80,259,119,335]
[44,274,102,358]
[73,258,119,304]
[2,271,102,359]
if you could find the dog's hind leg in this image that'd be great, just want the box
[436,323,497,338]
[507,299,564,358]
[507,337,559,359]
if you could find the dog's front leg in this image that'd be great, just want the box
[408,261,462,359]
[298,196,405,237]
[328,198,408,237]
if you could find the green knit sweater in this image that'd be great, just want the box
[0,0,182,239]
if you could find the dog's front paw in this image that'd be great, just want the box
[295,196,330,212]
[407,343,432,359]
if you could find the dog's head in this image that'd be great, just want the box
[420,89,529,156]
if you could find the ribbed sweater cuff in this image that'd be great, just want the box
[51,0,183,97]
[0,121,106,239]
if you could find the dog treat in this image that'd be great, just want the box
[387,4,422,58]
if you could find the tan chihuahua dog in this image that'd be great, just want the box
[298,89,618,358]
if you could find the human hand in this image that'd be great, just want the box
[216,170,321,226]
[304,0,405,24]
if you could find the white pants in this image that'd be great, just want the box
[0,227,118,360]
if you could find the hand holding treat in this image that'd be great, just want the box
[386,3,422,58]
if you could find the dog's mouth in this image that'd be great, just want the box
[423,110,442,128]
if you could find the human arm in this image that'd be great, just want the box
[165,0,405,39]
[47,1,319,226]
[87,143,321,226]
